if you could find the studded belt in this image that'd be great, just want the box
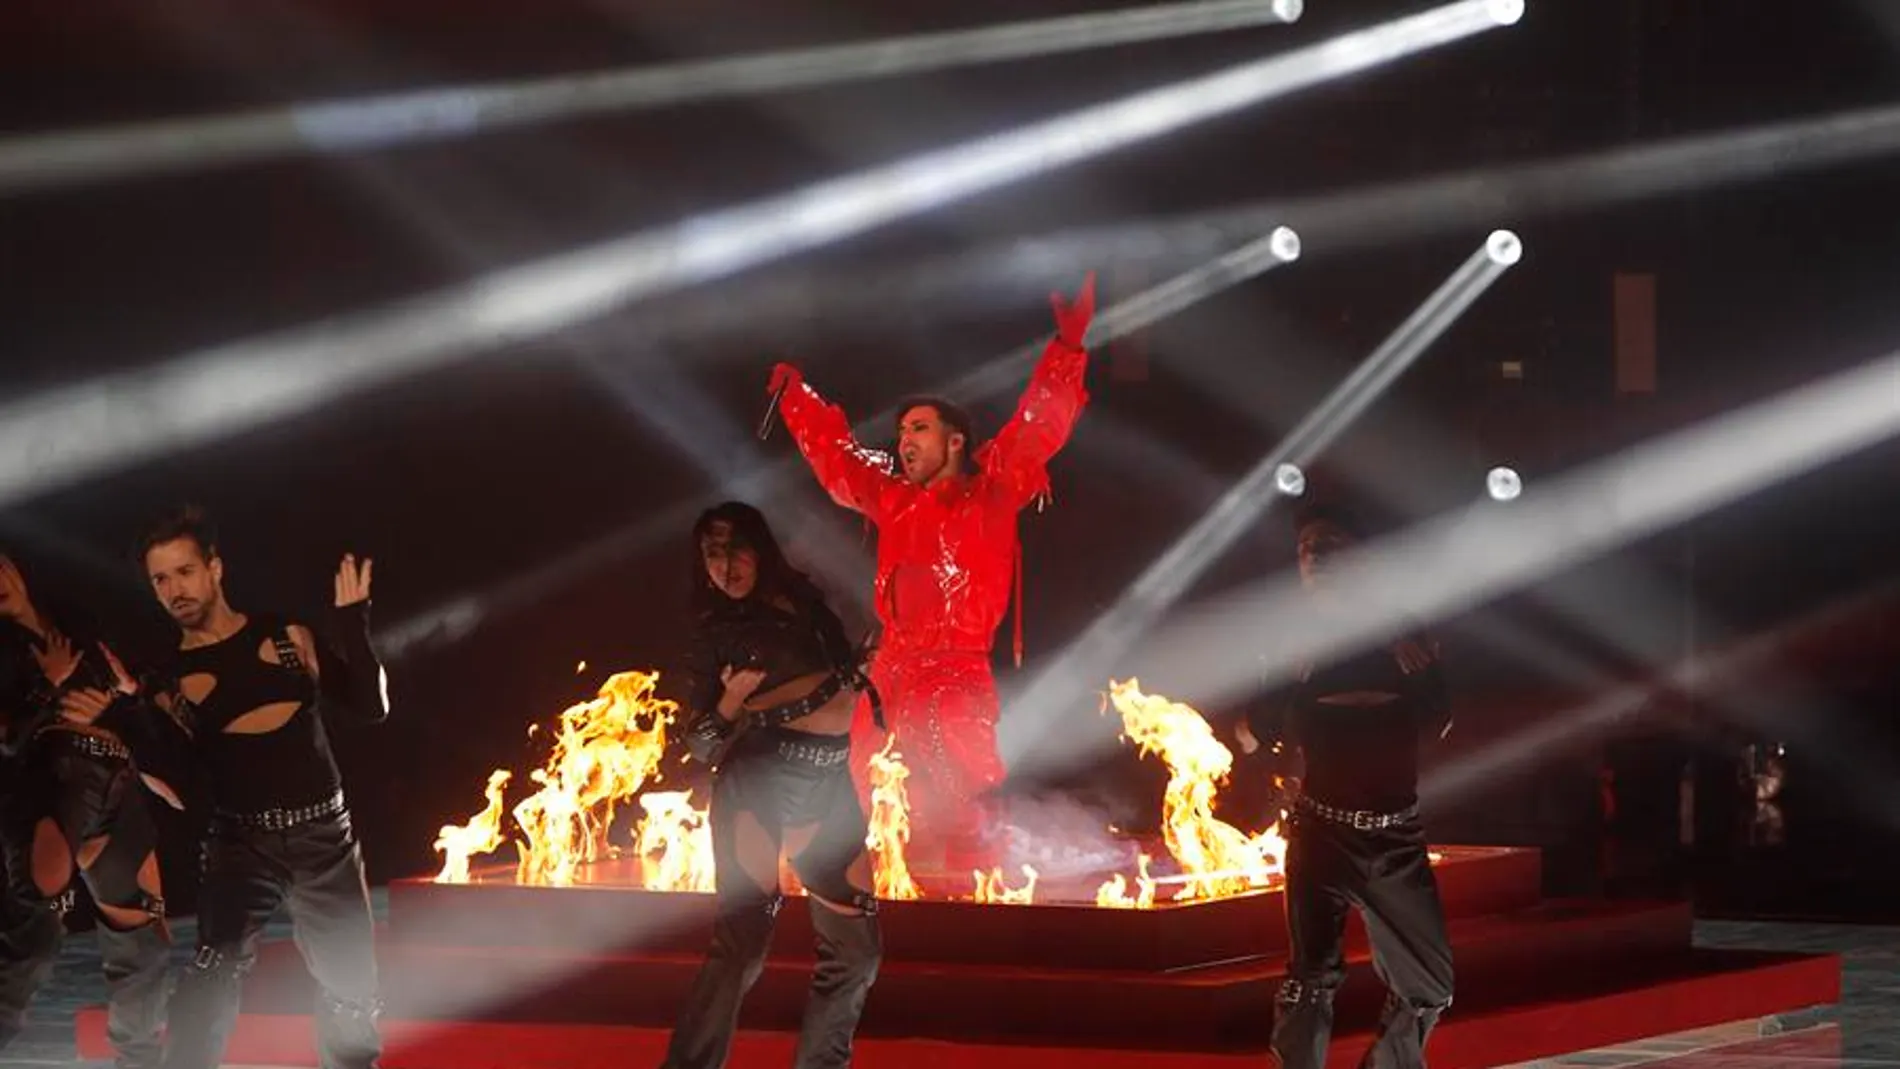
[66,732,132,762]
[775,734,851,768]
[1296,794,1418,831]
[214,789,348,832]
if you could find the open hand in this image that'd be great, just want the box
[1051,272,1097,349]
[334,554,373,608]
[31,631,79,688]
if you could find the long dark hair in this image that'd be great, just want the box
[690,501,822,615]
[0,546,89,652]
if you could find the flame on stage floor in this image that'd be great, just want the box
[432,669,1289,907]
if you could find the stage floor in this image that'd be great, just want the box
[47,895,1877,1069]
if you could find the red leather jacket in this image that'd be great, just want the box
[775,336,1090,664]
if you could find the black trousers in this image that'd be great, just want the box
[1272,808,1454,1069]
[0,904,62,1054]
[0,903,167,1069]
[162,811,380,1069]
[662,729,881,1069]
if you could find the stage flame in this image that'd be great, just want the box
[509,670,678,886]
[433,770,513,884]
[636,790,716,893]
[1095,853,1158,909]
[866,732,921,901]
[973,864,1040,905]
[1104,678,1286,901]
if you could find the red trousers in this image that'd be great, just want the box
[851,650,1006,871]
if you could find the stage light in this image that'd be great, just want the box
[1485,229,1523,266]
[1273,463,1306,496]
[0,2,1522,511]
[1485,0,1526,26]
[1269,225,1303,262]
[1272,0,1306,23]
[1486,466,1522,501]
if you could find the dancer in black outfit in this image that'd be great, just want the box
[137,508,390,1069]
[1235,504,1455,1069]
[662,502,882,1069]
[0,550,174,1069]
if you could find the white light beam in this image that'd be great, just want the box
[0,1,1510,511]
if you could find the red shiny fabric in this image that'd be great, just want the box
[775,310,1091,868]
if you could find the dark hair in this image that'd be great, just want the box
[135,505,219,570]
[893,396,978,474]
[690,501,820,613]
[0,544,93,667]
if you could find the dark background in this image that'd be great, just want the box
[3,0,1898,919]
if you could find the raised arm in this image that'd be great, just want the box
[1393,632,1452,742]
[294,554,389,726]
[979,275,1097,510]
[769,363,901,523]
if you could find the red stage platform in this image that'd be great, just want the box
[76,843,1841,1067]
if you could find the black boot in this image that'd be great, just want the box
[660,896,781,1069]
[791,901,881,1069]
[96,920,169,1069]
[1358,991,1450,1069]
[1269,976,1340,1069]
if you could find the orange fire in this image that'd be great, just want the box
[431,670,681,887]
[636,790,716,893]
[511,671,678,886]
[1094,853,1158,909]
[973,864,1040,905]
[865,732,921,901]
[433,770,513,884]
[1100,678,1286,902]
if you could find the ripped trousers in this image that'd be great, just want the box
[162,810,380,1069]
[662,728,881,1069]
[1272,806,1454,1069]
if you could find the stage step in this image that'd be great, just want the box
[78,947,1840,1069]
[235,899,1692,1047]
[382,845,1541,971]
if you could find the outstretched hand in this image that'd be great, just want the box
[767,362,803,397]
[1051,272,1097,349]
[334,554,373,608]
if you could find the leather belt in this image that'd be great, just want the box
[1296,794,1418,831]
[214,789,348,832]
[748,671,850,729]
